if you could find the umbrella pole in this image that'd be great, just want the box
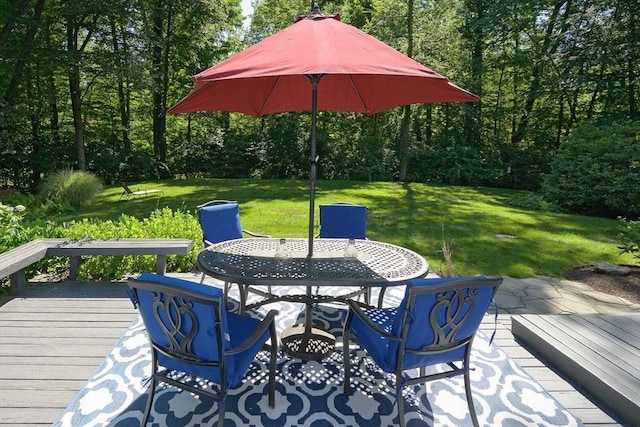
[307,74,323,258]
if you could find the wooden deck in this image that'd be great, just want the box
[0,282,137,426]
[0,281,630,426]
[512,314,639,426]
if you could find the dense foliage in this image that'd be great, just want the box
[542,121,640,217]
[1,0,638,218]
[59,208,201,278]
[1,180,638,289]
[618,218,640,261]
[0,204,200,288]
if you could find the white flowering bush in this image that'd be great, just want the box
[0,202,28,253]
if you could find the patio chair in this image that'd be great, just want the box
[197,200,271,308]
[119,182,163,200]
[318,202,370,304]
[343,275,503,427]
[127,273,278,427]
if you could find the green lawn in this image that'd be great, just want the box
[63,178,632,278]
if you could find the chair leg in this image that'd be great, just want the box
[377,286,387,308]
[342,320,352,393]
[141,377,157,426]
[464,370,480,427]
[217,398,227,427]
[362,287,371,305]
[343,335,351,393]
[397,390,406,427]
[268,321,277,407]
[223,281,230,309]
[239,284,248,314]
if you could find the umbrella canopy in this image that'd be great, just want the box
[168,8,479,256]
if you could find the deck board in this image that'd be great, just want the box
[0,282,137,427]
[0,281,630,426]
[512,314,640,426]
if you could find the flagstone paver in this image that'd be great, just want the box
[497,276,640,314]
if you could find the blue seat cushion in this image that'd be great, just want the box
[134,273,269,387]
[348,307,398,372]
[349,277,494,372]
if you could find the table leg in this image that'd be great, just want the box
[280,285,336,361]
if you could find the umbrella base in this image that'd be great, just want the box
[281,324,335,361]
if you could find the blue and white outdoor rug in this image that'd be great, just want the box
[54,284,582,426]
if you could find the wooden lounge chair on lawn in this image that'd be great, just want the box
[120,182,163,200]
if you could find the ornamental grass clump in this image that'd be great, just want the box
[40,170,103,207]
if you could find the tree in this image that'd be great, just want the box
[3,0,45,106]
[398,0,414,181]
[143,0,243,166]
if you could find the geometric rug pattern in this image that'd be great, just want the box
[53,284,583,426]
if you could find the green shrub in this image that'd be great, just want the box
[618,218,640,262]
[507,191,556,211]
[542,120,640,218]
[0,202,64,289]
[39,170,104,207]
[1,204,201,284]
[59,207,201,279]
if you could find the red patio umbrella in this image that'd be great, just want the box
[168,8,478,256]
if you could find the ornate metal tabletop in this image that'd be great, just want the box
[198,238,428,361]
[197,238,429,287]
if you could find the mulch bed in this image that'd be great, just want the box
[564,264,640,305]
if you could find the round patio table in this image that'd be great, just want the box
[197,238,428,360]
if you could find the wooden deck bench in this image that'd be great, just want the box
[0,238,193,295]
[0,240,51,295]
[512,313,640,425]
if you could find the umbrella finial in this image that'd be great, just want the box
[310,4,322,16]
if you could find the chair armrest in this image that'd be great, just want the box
[243,229,271,238]
[226,309,278,355]
[346,300,400,341]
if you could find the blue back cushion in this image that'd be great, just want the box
[132,273,269,387]
[319,203,367,239]
[391,276,497,369]
[198,202,243,244]
[133,274,229,371]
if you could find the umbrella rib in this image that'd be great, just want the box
[347,75,369,113]
[168,81,212,113]
[258,76,281,116]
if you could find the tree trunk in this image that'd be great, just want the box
[25,67,43,193]
[151,0,170,164]
[111,18,131,152]
[67,20,86,170]
[3,0,45,105]
[512,0,572,145]
[464,0,484,147]
[0,0,31,46]
[398,0,414,181]
[425,105,432,144]
[627,1,638,118]
[493,57,505,141]
[44,22,60,148]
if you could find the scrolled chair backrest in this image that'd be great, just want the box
[389,276,502,369]
[128,273,230,368]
